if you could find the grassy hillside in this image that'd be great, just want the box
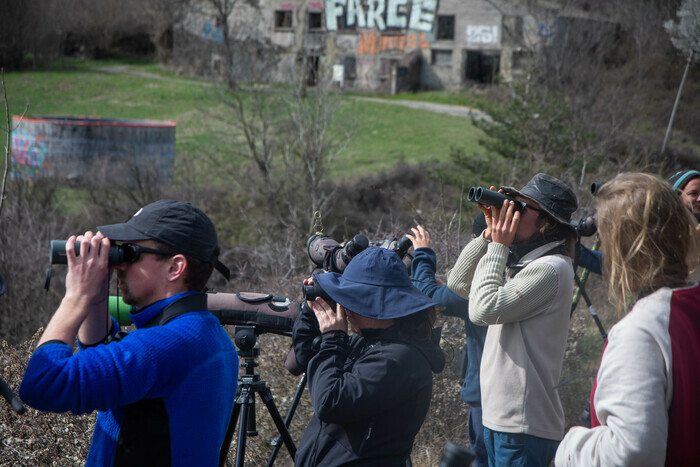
[3,58,487,180]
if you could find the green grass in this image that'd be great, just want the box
[336,99,484,178]
[3,59,487,179]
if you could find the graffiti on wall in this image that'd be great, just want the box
[357,31,429,55]
[466,25,499,45]
[11,129,49,180]
[203,22,224,43]
[538,22,554,38]
[325,0,438,33]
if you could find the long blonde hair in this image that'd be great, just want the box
[596,173,700,314]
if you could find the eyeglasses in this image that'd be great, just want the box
[116,243,175,264]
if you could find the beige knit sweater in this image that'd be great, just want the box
[448,234,574,440]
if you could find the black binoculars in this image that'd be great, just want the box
[49,240,170,266]
[467,186,523,212]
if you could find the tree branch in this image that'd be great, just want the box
[1,68,29,217]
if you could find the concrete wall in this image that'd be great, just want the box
[173,0,552,93]
[11,117,175,185]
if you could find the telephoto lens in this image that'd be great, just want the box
[394,236,413,259]
[306,233,341,270]
[333,234,369,272]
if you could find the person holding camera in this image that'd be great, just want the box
[555,173,700,466]
[407,223,488,467]
[20,200,238,466]
[292,246,445,466]
[448,173,578,466]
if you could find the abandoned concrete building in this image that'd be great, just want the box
[173,1,583,93]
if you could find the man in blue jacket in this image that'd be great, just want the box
[408,224,488,467]
[20,200,238,466]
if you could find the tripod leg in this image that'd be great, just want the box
[574,274,607,340]
[219,392,242,467]
[236,397,251,467]
[259,385,297,463]
[267,373,306,465]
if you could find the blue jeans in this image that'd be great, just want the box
[483,427,559,467]
[468,404,488,467]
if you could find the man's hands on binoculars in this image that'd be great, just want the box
[303,277,348,334]
[64,232,111,311]
[478,186,520,247]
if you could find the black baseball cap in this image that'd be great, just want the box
[98,200,230,279]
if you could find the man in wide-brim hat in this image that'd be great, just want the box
[448,173,578,467]
[293,246,445,466]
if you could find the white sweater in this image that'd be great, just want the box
[555,283,700,466]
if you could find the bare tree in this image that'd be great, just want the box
[137,0,193,63]
[0,68,28,217]
[662,0,700,154]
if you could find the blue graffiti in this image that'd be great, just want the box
[203,23,224,43]
[538,22,554,38]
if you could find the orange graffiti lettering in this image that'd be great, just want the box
[419,33,429,49]
[406,33,416,49]
[357,31,431,56]
[381,36,392,52]
[357,32,375,55]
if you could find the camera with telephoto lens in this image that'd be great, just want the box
[468,186,524,212]
[306,233,369,274]
[303,233,370,306]
[302,232,415,305]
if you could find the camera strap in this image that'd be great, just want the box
[141,293,209,329]
[508,240,567,278]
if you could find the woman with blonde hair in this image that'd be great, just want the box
[555,172,700,466]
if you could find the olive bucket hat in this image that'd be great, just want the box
[501,173,578,235]
[313,247,436,319]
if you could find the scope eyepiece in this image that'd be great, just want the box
[590,182,604,196]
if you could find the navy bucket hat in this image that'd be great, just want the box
[313,247,436,320]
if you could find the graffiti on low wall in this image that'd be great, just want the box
[357,31,430,55]
[325,0,438,33]
[203,22,224,43]
[11,129,49,180]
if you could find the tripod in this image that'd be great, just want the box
[219,326,297,467]
[571,235,607,340]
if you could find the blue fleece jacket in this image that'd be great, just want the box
[20,292,238,466]
[411,247,487,404]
